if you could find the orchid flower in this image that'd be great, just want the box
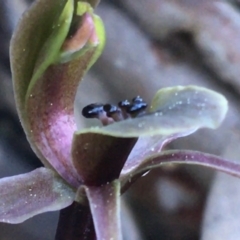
[2,0,240,239]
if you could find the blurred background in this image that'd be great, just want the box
[1,0,240,239]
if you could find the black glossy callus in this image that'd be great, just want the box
[126,102,148,114]
[132,96,144,103]
[82,104,104,118]
[118,100,130,108]
[103,104,119,117]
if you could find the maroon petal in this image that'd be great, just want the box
[84,180,122,240]
[55,201,95,240]
[72,132,137,186]
[0,168,75,224]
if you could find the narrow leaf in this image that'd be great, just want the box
[121,150,240,189]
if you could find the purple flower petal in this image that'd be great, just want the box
[0,168,75,224]
[85,180,122,240]
[121,130,195,176]
[121,150,240,189]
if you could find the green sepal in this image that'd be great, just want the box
[77,1,93,15]
[25,0,74,103]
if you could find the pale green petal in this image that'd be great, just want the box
[76,86,228,137]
